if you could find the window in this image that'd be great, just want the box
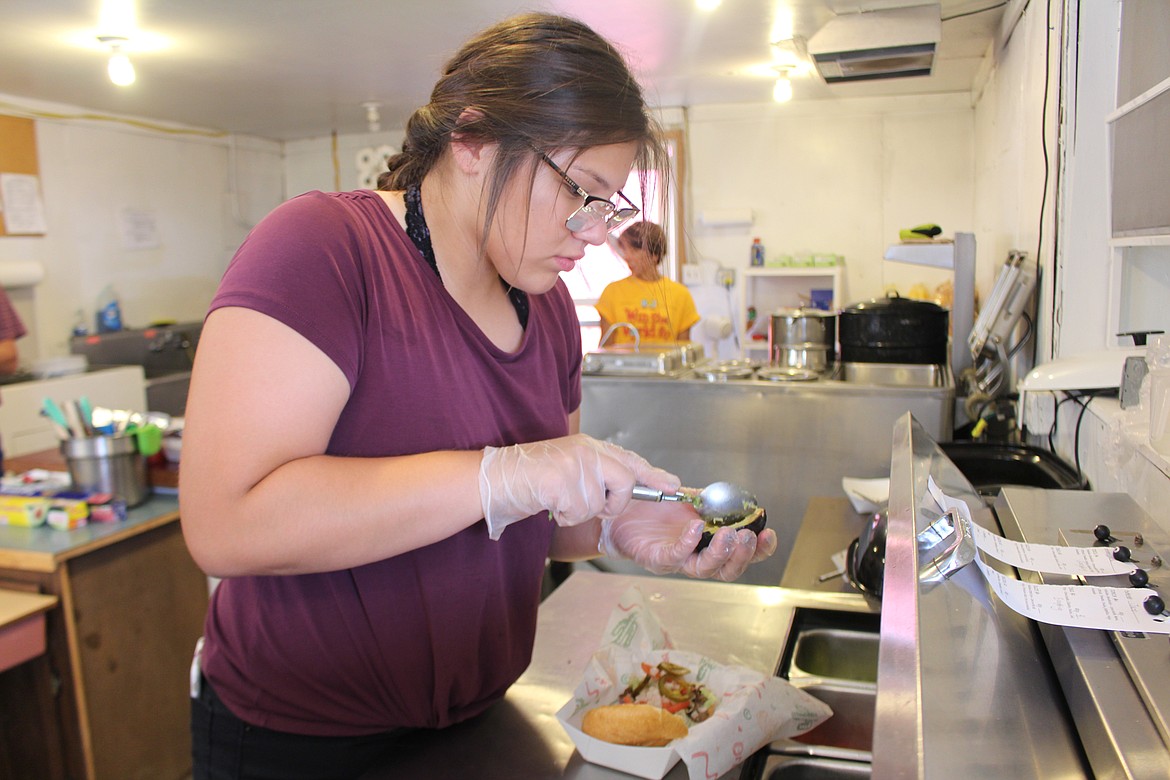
[560,131,683,352]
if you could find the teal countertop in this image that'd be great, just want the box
[0,493,180,572]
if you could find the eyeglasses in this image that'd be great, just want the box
[534,149,640,233]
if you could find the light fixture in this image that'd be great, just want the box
[808,5,941,83]
[772,69,793,103]
[98,35,135,86]
[695,0,722,10]
[362,102,382,133]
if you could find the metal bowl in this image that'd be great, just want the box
[697,365,756,382]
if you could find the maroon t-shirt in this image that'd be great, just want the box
[199,190,582,735]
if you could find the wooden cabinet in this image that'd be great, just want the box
[0,495,207,780]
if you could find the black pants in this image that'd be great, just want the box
[191,675,410,780]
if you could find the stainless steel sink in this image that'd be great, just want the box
[787,683,875,753]
[782,609,880,685]
[760,754,872,779]
[762,608,878,780]
[790,628,879,684]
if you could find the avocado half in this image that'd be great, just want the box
[696,505,768,551]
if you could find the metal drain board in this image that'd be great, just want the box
[994,488,1170,778]
[1058,522,1170,752]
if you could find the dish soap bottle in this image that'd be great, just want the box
[750,237,765,267]
[95,285,123,333]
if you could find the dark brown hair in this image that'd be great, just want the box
[618,221,668,263]
[378,13,669,245]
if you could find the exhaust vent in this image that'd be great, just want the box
[809,4,941,83]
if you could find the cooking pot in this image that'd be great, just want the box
[769,308,836,373]
[838,295,949,365]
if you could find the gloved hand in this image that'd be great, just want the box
[598,502,778,582]
[478,434,680,540]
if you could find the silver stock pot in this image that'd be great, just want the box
[769,308,837,374]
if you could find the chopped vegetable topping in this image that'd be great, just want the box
[618,661,717,724]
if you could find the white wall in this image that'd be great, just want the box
[970,3,1066,365]
[285,130,406,197]
[0,0,1125,377]
[0,96,284,363]
[1049,1,1116,358]
[685,94,975,310]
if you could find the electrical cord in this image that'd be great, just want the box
[1006,311,1035,359]
[1044,389,1114,484]
[942,2,1009,22]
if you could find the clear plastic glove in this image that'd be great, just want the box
[598,501,778,582]
[479,434,679,540]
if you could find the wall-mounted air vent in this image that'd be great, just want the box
[809,4,941,83]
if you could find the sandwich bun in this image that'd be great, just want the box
[581,703,689,747]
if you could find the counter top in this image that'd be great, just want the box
[0,494,179,573]
[780,496,875,595]
[361,570,868,780]
[0,446,181,572]
[0,587,57,628]
[0,587,57,673]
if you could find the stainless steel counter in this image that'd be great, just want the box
[581,374,953,586]
[872,414,1089,779]
[360,571,869,780]
[780,496,874,595]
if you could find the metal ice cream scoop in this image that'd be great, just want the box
[632,481,759,525]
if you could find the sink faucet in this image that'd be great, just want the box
[599,322,641,350]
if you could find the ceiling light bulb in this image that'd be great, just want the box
[772,76,793,103]
[107,48,135,86]
[695,0,721,10]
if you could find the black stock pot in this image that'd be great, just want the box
[838,295,949,365]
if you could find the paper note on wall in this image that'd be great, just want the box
[0,173,47,234]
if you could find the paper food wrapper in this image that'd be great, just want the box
[557,586,832,780]
[842,476,890,515]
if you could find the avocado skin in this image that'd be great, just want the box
[695,508,768,551]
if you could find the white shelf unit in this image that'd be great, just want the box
[738,266,844,357]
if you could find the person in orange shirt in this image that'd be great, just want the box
[595,221,699,344]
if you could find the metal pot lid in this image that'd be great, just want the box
[843,293,947,314]
[709,359,759,369]
[756,367,819,382]
[774,307,836,319]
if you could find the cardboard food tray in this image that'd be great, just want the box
[555,587,833,780]
[556,699,681,779]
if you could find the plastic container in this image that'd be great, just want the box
[61,435,150,507]
[809,289,833,311]
[1150,369,1170,456]
[95,285,123,333]
[1147,335,1170,455]
[750,237,765,267]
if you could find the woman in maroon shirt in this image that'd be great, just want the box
[181,13,776,779]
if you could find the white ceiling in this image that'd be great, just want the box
[0,1,1006,142]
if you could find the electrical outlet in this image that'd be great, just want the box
[682,264,701,285]
[716,267,736,288]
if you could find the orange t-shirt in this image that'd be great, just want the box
[595,276,700,344]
